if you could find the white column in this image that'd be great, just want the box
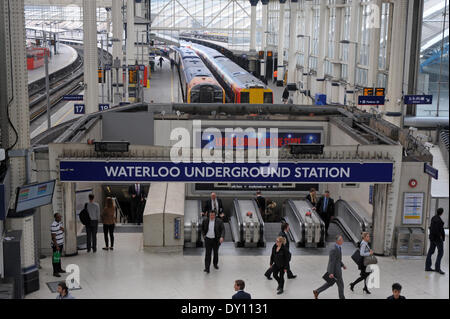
[287,0,298,85]
[261,0,268,50]
[384,0,407,127]
[126,0,136,65]
[112,0,123,102]
[347,0,360,102]
[316,0,328,80]
[250,0,258,51]
[260,0,269,79]
[83,0,99,114]
[367,0,382,88]
[135,0,142,17]
[276,0,287,86]
[302,3,312,104]
[63,183,77,255]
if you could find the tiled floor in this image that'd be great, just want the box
[27,232,449,299]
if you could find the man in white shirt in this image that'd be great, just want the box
[51,213,66,277]
[201,212,225,273]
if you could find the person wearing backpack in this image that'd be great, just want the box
[86,194,100,253]
[349,232,373,294]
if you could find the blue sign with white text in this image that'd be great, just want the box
[99,104,110,111]
[424,163,438,179]
[358,96,385,105]
[59,161,394,183]
[63,95,83,101]
[404,95,432,104]
[74,104,85,114]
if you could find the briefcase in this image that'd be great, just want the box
[363,255,378,266]
[322,272,337,285]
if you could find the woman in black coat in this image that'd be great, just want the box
[269,236,291,294]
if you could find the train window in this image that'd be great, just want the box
[214,90,223,102]
[240,92,250,103]
[263,92,273,104]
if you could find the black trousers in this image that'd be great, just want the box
[86,220,98,251]
[272,265,285,290]
[351,266,370,289]
[265,262,294,278]
[52,244,63,273]
[204,237,220,270]
[103,224,115,247]
[320,213,331,233]
[426,239,444,271]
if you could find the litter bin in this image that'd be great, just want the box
[408,227,425,256]
[395,227,410,256]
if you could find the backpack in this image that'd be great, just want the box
[79,203,91,226]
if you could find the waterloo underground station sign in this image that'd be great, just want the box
[59,161,393,184]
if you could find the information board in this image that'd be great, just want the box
[402,192,424,225]
[14,180,56,213]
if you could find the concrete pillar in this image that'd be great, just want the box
[276,0,287,86]
[83,0,99,114]
[126,0,136,65]
[63,182,77,256]
[112,0,123,102]
[367,0,382,88]
[287,0,298,86]
[347,0,360,105]
[384,0,408,127]
[317,0,328,81]
[260,0,269,79]
[249,0,259,51]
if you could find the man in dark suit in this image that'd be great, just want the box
[128,183,145,224]
[316,191,335,235]
[255,190,266,216]
[232,280,251,299]
[264,222,297,280]
[201,211,225,273]
[203,192,225,220]
[425,207,446,275]
[313,235,347,299]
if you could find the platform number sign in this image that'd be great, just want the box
[74,104,85,114]
[99,104,110,111]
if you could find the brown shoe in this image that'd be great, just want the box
[313,290,319,299]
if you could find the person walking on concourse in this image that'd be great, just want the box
[269,236,291,295]
[313,235,346,299]
[425,207,446,275]
[202,211,225,273]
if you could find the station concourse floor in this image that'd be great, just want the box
[27,43,78,84]
[27,231,449,299]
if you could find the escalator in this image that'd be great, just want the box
[184,200,203,247]
[229,199,265,248]
[284,199,326,247]
[333,200,372,245]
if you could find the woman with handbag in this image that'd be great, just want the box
[350,232,374,294]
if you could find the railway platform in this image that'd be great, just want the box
[27,43,78,84]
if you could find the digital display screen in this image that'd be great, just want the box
[15,180,56,212]
[199,131,322,149]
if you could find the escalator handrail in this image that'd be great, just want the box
[233,199,245,243]
[251,199,265,244]
[335,199,369,231]
[286,199,306,243]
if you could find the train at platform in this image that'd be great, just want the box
[171,46,225,103]
[189,43,273,104]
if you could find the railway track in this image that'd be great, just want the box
[28,42,112,123]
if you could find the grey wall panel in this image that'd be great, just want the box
[102,112,154,145]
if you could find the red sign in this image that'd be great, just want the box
[408,179,418,188]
